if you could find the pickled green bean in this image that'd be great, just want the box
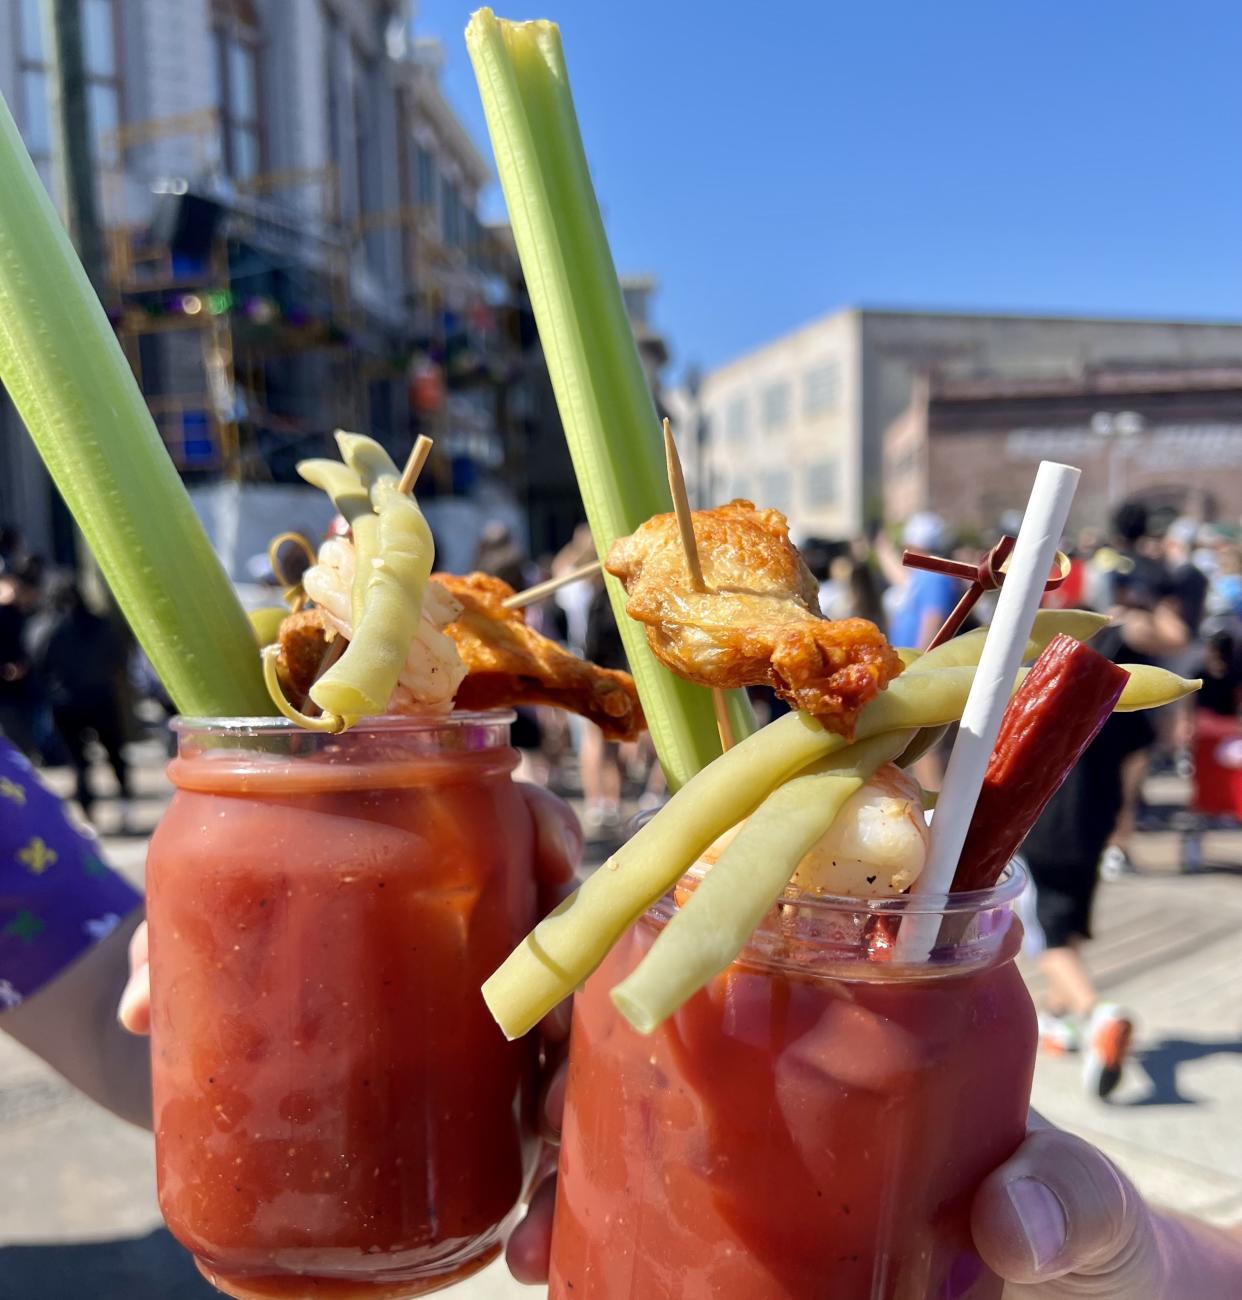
[611,730,915,1033]
[482,666,980,1039]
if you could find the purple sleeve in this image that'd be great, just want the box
[0,738,142,1009]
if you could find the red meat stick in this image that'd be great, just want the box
[952,634,1130,894]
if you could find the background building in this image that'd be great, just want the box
[885,364,1242,534]
[0,0,656,576]
[696,308,1242,540]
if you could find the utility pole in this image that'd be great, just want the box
[43,0,107,292]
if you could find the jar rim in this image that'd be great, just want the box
[644,861,1027,978]
[172,710,517,737]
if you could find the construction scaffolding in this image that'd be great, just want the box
[99,111,366,481]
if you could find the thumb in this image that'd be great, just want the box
[971,1127,1161,1297]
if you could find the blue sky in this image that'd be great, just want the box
[415,1,1242,377]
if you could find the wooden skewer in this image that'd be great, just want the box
[398,435,434,494]
[662,418,735,751]
[501,559,603,610]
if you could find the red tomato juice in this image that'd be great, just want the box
[146,715,537,1299]
[549,880,1036,1300]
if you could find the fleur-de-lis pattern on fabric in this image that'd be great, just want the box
[17,837,57,875]
[0,738,140,1006]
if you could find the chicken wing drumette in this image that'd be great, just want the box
[605,500,901,735]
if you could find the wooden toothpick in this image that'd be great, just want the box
[398,435,434,495]
[501,559,604,610]
[662,418,735,750]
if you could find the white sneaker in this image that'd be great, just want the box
[1038,1012,1081,1056]
[1099,845,1133,882]
[1083,1003,1133,1100]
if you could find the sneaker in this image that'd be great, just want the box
[1083,1003,1133,1100]
[1098,845,1134,882]
[1038,1012,1081,1056]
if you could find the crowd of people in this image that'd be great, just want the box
[0,527,136,822]
[3,508,1242,1294]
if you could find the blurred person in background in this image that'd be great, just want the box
[551,523,597,656]
[878,515,963,790]
[473,519,529,590]
[38,581,133,822]
[0,567,37,757]
[580,572,627,835]
[878,513,962,650]
[1206,543,1242,623]
[1021,628,1155,1098]
[819,542,887,629]
[1099,503,1194,878]
[0,523,26,574]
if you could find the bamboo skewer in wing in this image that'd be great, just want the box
[605,493,904,737]
[661,420,735,750]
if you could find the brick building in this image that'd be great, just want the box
[695,309,1242,541]
[884,365,1242,534]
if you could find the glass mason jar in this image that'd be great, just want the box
[549,866,1036,1300]
[146,714,539,1300]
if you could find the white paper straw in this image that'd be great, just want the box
[896,461,1081,960]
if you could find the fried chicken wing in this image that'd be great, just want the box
[432,572,644,741]
[605,500,902,734]
[276,555,644,740]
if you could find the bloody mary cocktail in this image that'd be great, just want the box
[147,714,538,1299]
[549,869,1035,1300]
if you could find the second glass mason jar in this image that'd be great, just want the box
[146,714,538,1300]
[549,867,1037,1300]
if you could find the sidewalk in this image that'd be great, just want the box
[1,749,1240,1298]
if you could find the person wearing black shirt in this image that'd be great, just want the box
[1022,627,1155,1099]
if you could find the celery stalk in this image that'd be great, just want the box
[466,10,754,788]
[0,93,269,717]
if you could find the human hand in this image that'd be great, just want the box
[118,782,584,1040]
[508,1111,1242,1293]
[972,1118,1242,1297]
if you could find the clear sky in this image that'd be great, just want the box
[414,1,1242,378]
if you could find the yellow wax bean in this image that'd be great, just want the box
[481,653,1196,1040]
[336,430,401,491]
[296,458,376,629]
[482,666,980,1040]
[309,477,434,727]
[611,730,915,1034]
[903,609,1110,673]
[1114,665,1200,711]
[896,609,1112,763]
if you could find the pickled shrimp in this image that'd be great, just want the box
[698,763,929,901]
[302,537,466,712]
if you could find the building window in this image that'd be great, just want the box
[17,0,50,184]
[761,469,792,514]
[806,459,839,506]
[803,360,840,417]
[416,143,436,206]
[17,0,123,183]
[725,397,747,443]
[213,3,262,181]
[761,381,791,432]
[441,177,462,247]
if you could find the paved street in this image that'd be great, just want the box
[1,747,1240,1299]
